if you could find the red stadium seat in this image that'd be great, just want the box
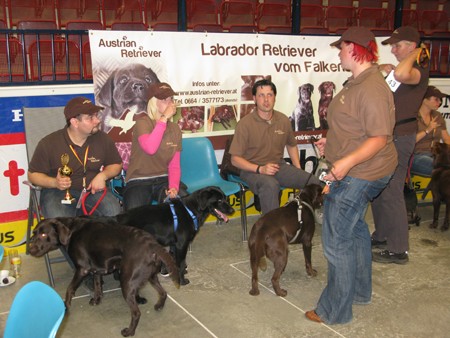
[111,22,148,31]
[326,6,357,33]
[56,0,102,29]
[256,3,291,32]
[220,1,255,31]
[300,5,326,31]
[358,8,390,30]
[101,0,144,29]
[65,20,104,48]
[0,39,27,82]
[187,0,218,29]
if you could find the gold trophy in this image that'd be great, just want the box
[60,153,75,204]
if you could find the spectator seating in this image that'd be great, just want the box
[57,0,102,28]
[102,0,145,29]
[111,21,148,30]
[256,2,291,32]
[325,5,357,33]
[220,0,255,31]
[8,0,56,28]
[187,0,218,30]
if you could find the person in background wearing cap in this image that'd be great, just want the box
[308,27,397,325]
[123,82,187,211]
[28,96,123,218]
[371,26,430,264]
[411,86,450,177]
[229,78,322,216]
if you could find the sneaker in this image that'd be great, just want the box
[160,264,170,277]
[371,237,387,249]
[372,250,409,264]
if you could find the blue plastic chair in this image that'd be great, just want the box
[4,281,65,338]
[181,137,248,241]
[0,245,4,262]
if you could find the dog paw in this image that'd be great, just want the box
[249,288,260,296]
[89,297,101,306]
[429,222,439,229]
[136,295,147,305]
[120,327,134,337]
[307,268,318,277]
[440,225,449,232]
[275,289,287,297]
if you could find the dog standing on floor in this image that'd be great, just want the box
[29,217,179,337]
[116,186,235,285]
[248,184,323,297]
[430,143,450,231]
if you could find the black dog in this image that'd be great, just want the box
[430,143,450,231]
[96,63,160,134]
[248,184,323,297]
[116,186,235,285]
[29,217,179,337]
[290,83,315,131]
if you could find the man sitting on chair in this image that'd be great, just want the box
[27,97,123,217]
[229,79,321,215]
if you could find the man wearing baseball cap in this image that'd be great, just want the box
[411,86,450,178]
[371,26,430,264]
[306,27,397,325]
[28,96,123,218]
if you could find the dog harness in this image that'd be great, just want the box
[165,196,198,231]
[289,195,316,244]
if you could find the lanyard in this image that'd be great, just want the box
[69,145,89,188]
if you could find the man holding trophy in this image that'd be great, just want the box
[28,97,123,218]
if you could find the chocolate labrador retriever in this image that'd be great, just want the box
[29,217,179,337]
[116,186,235,285]
[248,184,323,297]
[431,143,450,231]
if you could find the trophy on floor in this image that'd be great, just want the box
[60,153,75,204]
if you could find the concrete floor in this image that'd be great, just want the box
[1,203,450,338]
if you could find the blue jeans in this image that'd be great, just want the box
[410,152,433,177]
[316,175,392,324]
[41,188,121,218]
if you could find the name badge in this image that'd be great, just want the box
[385,70,401,92]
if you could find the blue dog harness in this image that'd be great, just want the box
[165,196,198,231]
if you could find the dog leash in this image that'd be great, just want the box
[81,189,107,216]
[289,195,317,244]
[164,195,198,231]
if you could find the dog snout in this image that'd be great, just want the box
[132,81,146,93]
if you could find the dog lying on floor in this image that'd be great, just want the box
[248,184,323,297]
[430,143,450,231]
[29,217,179,337]
[116,186,235,285]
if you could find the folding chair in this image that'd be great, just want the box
[23,106,74,287]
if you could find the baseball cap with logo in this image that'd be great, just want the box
[64,96,104,121]
[148,82,177,100]
[424,85,449,99]
[330,26,375,48]
[381,26,420,45]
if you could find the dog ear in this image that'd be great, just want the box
[52,219,72,246]
[308,83,314,93]
[97,71,116,108]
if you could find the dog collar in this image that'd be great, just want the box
[168,201,198,232]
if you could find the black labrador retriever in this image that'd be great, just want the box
[116,186,235,285]
[248,184,323,297]
[29,217,179,337]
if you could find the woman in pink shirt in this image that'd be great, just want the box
[123,82,186,210]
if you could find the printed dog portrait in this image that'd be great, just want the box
[241,75,272,101]
[290,83,315,131]
[318,81,335,130]
[209,105,236,131]
[96,63,160,136]
[177,106,205,133]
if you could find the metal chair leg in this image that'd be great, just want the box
[238,183,248,242]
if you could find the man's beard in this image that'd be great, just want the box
[90,126,99,135]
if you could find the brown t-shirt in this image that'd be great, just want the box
[325,65,398,181]
[229,109,296,166]
[126,115,182,182]
[393,63,429,136]
[28,128,122,190]
[415,110,447,153]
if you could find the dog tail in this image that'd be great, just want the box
[153,245,180,289]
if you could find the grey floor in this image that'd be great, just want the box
[1,203,449,338]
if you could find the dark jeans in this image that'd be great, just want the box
[123,176,188,210]
[40,188,121,218]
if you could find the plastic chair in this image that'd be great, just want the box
[56,0,102,28]
[111,21,149,31]
[299,5,326,30]
[192,23,223,32]
[180,137,248,241]
[23,106,74,287]
[8,0,56,28]
[220,1,255,31]
[3,281,65,338]
[66,20,104,47]
[101,0,145,29]
[187,0,219,29]
[325,6,357,33]
[256,3,291,32]
[28,40,82,81]
[358,7,390,30]
[420,10,448,36]
[0,38,27,82]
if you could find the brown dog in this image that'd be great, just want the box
[248,184,323,297]
[29,217,179,337]
[430,143,450,231]
[318,81,335,130]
